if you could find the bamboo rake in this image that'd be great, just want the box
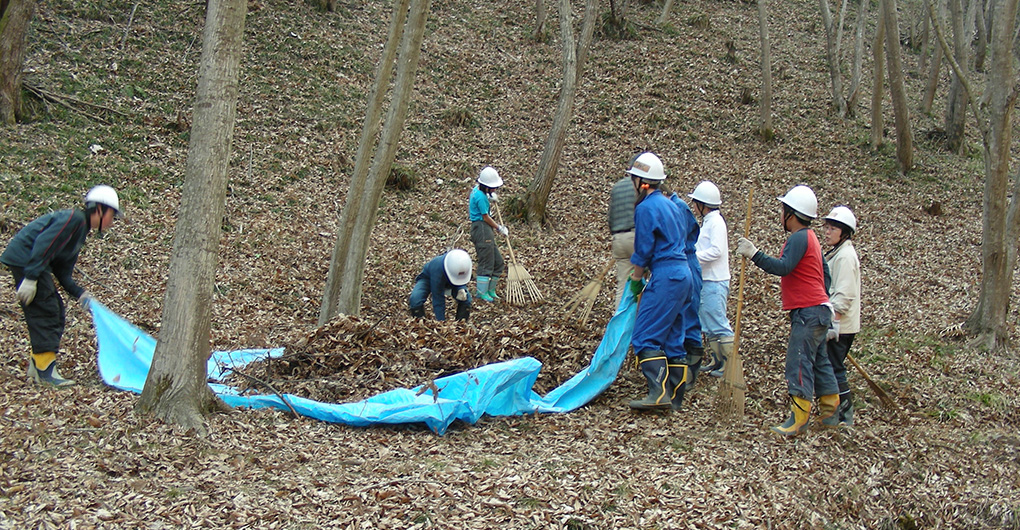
[846,353,901,413]
[715,189,753,424]
[493,203,542,305]
[563,258,615,327]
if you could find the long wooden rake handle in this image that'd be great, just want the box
[846,353,901,413]
[492,202,520,268]
[731,189,754,354]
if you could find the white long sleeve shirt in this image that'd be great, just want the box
[695,210,730,282]
[826,240,861,334]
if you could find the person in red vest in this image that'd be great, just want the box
[736,184,839,437]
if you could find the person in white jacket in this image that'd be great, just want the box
[820,206,861,427]
[688,181,734,381]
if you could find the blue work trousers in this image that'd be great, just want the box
[632,263,692,362]
[785,305,838,399]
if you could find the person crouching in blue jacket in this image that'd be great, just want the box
[624,152,693,411]
[409,249,473,321]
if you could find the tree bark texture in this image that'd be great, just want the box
[319,0,409,325]
[525,0,597,224]
[883,0,913,172]
[846,0,868,114]
[0,0,35,125]
[321,0,428,321]
[921,0,944,114]
[819,0,847,117]
[136,0,248,436]
[757,0,774,138]
[534,0,547,40]
[944,0,968,153]
[870,0,886,149]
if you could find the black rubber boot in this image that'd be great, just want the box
[682,339,704,392]
[409,305,426,318]
[701,337,723,373]
[666,360,689,410]
[628,350,671,411]
[838,391,854,426]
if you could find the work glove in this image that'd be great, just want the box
[455,288,468,302]
[627,277,645,297]
[16,279,37,306]
[498,225,509,237]
[827,319,840,341]
[490,192,499,201]
[736,237,758,259]
[78,291,93,309]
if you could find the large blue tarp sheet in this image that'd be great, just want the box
[91,293,636,435]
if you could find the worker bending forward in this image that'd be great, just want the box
[736,185,838,436]
[625,152,693,412]
[409,249,472,322]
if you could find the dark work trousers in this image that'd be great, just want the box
[470,221,504,278]
[9,267,66,354]
[826,333,856,394]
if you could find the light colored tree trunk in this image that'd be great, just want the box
[659,0,675,24]
[757,0,774,139]
[319,0,410,324]
[871,0,886,149]
[136,0,248,436]
[921,0,944,114]
[0,0,35,125]
[921,0,930,71]
[883,0,913,172]
[319,0,429,321]
[524,0,598,224]
[820,0,848,116]
[534,0,547,40]
[944,0,968,153]
[973,0,988,70]
[846,0,869,114]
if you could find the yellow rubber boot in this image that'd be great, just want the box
[771,396,811,437]
[818,394,841,427]
[29,352,75,387]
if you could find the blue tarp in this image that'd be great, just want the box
[91,293,636,435]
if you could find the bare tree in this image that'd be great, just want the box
[0,0,35,125]
[928,0,1020,349]
[845,0,869,114]
[535,0,548,40]
[883,0,914,172]
[135,0,248,436]
[659,0,675,24]
[319,0,428,322]
[757,0,774,139]
[819,0,848,116]
[944,0,969,153]
[523,0,598,224]
[870,0,886,149]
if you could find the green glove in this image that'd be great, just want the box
[627,277,645,296]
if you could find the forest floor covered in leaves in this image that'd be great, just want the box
[1,0,1019,528]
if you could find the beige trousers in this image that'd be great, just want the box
[611,230,635,309]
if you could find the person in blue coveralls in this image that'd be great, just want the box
[662,182,705,391]
[408,249,473,321]
[624,152,693,412]
[468,166,507,302]
[1,185,122,387]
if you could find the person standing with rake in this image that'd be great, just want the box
[688,181,735,382]
[624,152,694,412]
[468,166,507,302]
[735,184,839,436]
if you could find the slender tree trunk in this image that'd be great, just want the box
[920,0,930,71]
[871,0,886,149]
[883,0,913,172]
[757,0,774,139]
[534,0,547,40]
[846,0,868,115]
[319,0,409,325]
[820,0,848,116]
[973,0,988,70]
[524,0,597,224]
[0,0,35,125]
[944,0,968,153]
[136,0,248,436]
[659,0,674,24]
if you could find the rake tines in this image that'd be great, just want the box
[563,259,614,327]
[494,202,542,306]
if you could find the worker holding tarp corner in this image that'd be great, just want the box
[625,152,693,412]
[736,184,839,436]
[408,249,473,322]
[2,185,122,387]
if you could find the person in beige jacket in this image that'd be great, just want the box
[820,206,861,427]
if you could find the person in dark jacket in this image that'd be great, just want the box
[2,185,122,387]
[408,249,473,321]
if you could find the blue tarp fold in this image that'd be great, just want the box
[91,293,636,435]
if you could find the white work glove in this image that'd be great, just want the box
[736,237,758,258]
[498,225,509,237]
[827,319,840,341]
[455,289,468,302]
[16,279,38,305]
[78,291,93,309]
[489,192,499,201]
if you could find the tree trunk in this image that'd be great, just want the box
[319,0,409,325]
[534,0,547,40]
[524,0,597,224]
[871,0,886,149]
[966,0,1019,350]
[658,0,674,24]
[0,0,35,125]
[973,0,988,71]
[944,0,968,154]
[320,0,428,321]
[883,0,913,172]
[757,0,774,139]
[136,0,248,436]
[846,0,868,115]
[820,0,848,116]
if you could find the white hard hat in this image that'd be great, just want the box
[443,249,473,286]
[688,181,721,207]
[625,152,666,181]
[777,185,818,219]
[84,185,122,217]
[477,166,503,188]
[823,205,857,234]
